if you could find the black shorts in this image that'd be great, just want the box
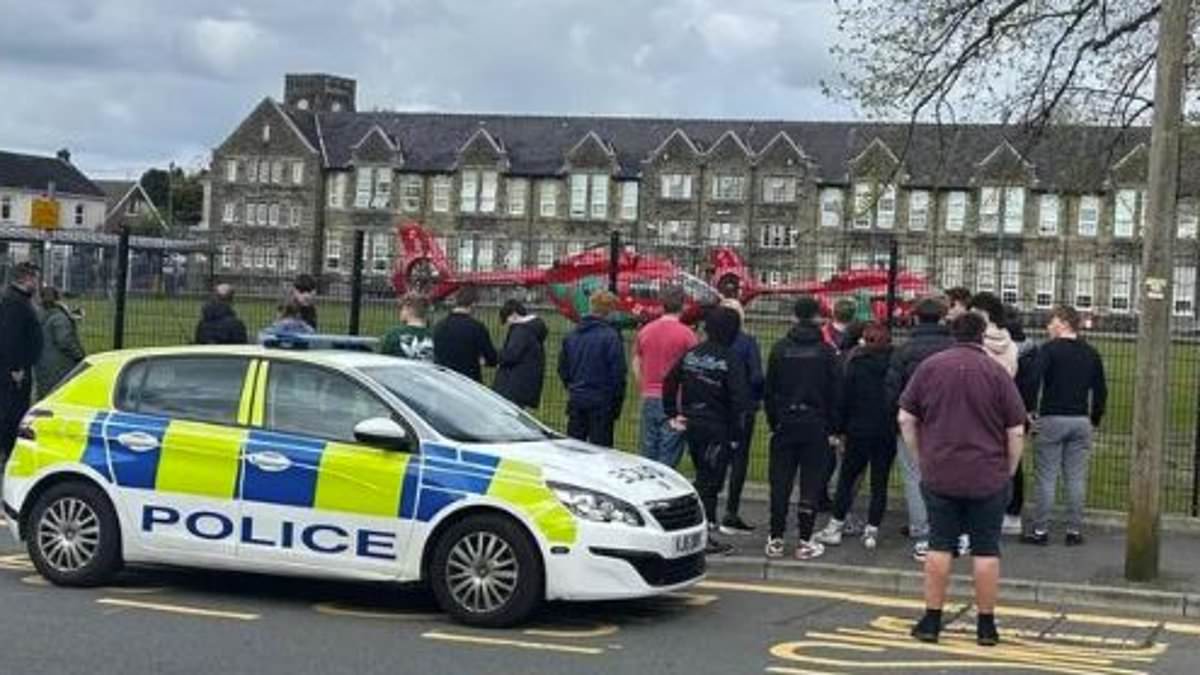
[921,485,1007,557]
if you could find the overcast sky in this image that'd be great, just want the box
[0,0,855,178]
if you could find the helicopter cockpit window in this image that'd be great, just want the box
[678,272,721,306]
[629,278,662,300]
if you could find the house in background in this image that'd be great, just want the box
[95,179,167,233]
[0,148,106,232]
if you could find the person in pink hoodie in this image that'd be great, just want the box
[968,292,1018,378]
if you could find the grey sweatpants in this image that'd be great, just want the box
[897,437,929,539]
[1033,415,1094,532]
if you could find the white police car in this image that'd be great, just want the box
[3,337,707,626]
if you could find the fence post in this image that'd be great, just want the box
[885,238,899,330]
[349,230,365,336]
[608,230,621,294]
[113,228,130,350]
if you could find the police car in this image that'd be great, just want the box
[3,337,707,627]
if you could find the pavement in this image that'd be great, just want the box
[707,497,1200,618]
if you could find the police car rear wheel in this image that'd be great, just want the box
[27,482,122,587]
[430,514,542,627]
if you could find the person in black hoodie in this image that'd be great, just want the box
[0,262,43,462]
[558,291,627,446]
[434,287,498,382]
[663,305,750,557]
[194,284,249,345]
[884,296,955,562]
[764,295,840,561]
[493,299,548,409]
[816,323,895,550]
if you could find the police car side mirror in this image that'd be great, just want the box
[353,417,413,452]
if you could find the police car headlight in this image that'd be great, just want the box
[548,482,645,527]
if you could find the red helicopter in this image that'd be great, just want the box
[391,222,929,326]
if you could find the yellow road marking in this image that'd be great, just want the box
[20,575,47,586]
[0,554,34,571]
[765,668,841,675]
[869,616,1164,658]
[523,622,619,639]
[95,598,259,621]
[700,580,1200,637]
[664,591,720,607]
[312,602,440,621]
[422,630,605,655]
[820,629,1142,670]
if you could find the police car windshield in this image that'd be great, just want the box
[359,366,559,444]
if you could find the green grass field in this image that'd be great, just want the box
[67,292,1199,515]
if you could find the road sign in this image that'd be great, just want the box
[30,198,59,230]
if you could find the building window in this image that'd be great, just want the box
[1074,262,1095,310]
[289,205,300,228]
[507,179,527,217]
[270,161,282,184]
[590,174,608,219]
[849,251,871,270]
[876,184,896,229]
[262,124,271,143]
[226,160,238,183]
[325,238,342,271]
[908,190,929,231]
[253,246,267,269]
[906,254,928,277]
[504,241,523,269]
[976,258,997,293]
[537,242,555,269]
[653,220,696,246]
[219,246,234,269]
[267,204,279,226]
[945,191,967,232]
[1179,198,1198,239]
[1078,195,1100,236]
[567,241,585,257]
[432,176,452,213]
[569,174,589,219]
[852,183,872,229]
[620,182,638,221]
[371,232,391,274]
[539,181,559,218]
[979,187,1000,233]
[285,246,299,272]
[327,173,347,209]
[461,171,479,213]
[355,169,374,209]
[127,198,140,215]
[1139,189,1149,234]
[941,256,964,289]
[817,252,838,281]
[477,238,495,272]
[1039,194,1059,236]
[247,160,258,183]
[265,247,277,270]
[72,203,85,226]
[479,171,498,214]
[1001,258,1020,305]
[400,175,422,213]
[1003,187,1025,234]
[820,188,844,229]
[759,224,797,249]
[292,162,304,185]
[256,204,268,226]
[762,176,798,204]
[712,174,746,201]
[373,168,392,209]
[660,173,693,200]
[1174,265,1196,316]
[1115,189,1137,238]
[457,238,475,272]
[706,222,746,246]
[1111,263,1133,313]
[240,247,253,270]
[0,196,11,221]
[1035,260,1056,309]
[222,202,235,224]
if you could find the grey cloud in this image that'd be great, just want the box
[0,0,853,175]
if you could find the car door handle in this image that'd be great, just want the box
[246,451,292,472]
[116,431,160,453]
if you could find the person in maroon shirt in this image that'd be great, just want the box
[898,312,1026,647]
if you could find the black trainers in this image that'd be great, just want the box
[719,515,756,536]
[1065,531,1086,547]
[911,612,942,643]
[1021,530,1049,546]
[977,615,1000,647]
[705,537,735,556]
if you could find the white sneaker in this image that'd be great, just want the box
[814,519,844,546]
[862,525,879,550]
[795,540,826,561]
[957,534,972,557]
[1002,514,1023,536]
[765,537,786,559]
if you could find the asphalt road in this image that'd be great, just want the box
[0,531,1198,675]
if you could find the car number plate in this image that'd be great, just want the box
[674,531,705,555]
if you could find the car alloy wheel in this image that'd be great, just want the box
[445,531,519,614]
[36,496,101,573]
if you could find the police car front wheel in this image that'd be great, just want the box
[27,482,122,587]
[429,514,543,628]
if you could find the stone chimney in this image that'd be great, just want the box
[56,148,71,164]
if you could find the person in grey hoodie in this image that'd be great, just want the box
[969,292,1017,377]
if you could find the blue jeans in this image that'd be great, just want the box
[640,397,685,468]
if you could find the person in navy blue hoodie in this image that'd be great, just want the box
[717,298,765,535]
[558,291,627,447]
